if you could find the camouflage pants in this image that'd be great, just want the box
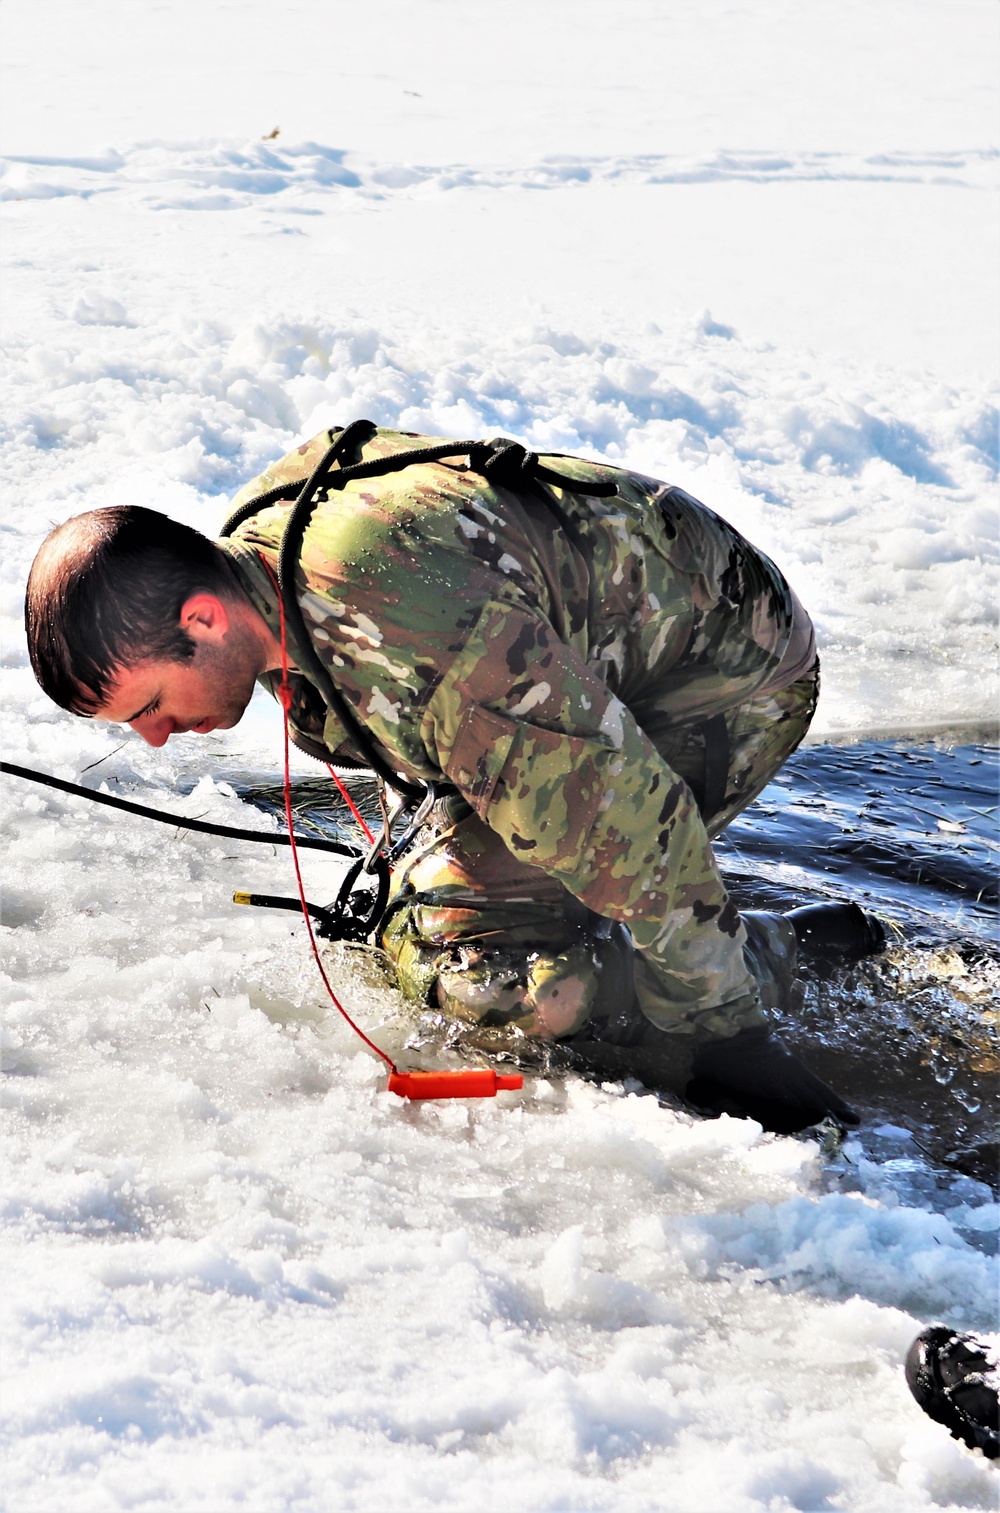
[380,661,819,1046]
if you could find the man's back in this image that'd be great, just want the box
[219,426,801,771]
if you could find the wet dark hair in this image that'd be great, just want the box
[25,506,238,714]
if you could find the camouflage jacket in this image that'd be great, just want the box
[219,427,806,1031]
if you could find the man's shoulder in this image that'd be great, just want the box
[225,425,444,518]
[224,425,518,574]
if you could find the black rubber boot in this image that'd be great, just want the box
[905,1326,999,1459]
[787,901,886,965]
[568,903,885,1118]
[686,1024,860,1134]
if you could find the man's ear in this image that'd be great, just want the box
[178,593,231,644]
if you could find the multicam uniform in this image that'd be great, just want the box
[219,427,818,1065]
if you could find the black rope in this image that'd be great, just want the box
[234,892,339,926]
[223,428,619,545]
[328,854,392,941]
[272,421,428,804]
[469,440,618,500]
[275,428,463,803]
[223,420,425,804]
[268,436,619,500]
[220,421,374,538]
[0,761,361,859]
[234,854,391,944]
[221,480,301,536]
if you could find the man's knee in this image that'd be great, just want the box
[378,797,618,1038]
[381,885,631,1040]
[704,659,820,837]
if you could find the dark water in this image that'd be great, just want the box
[717,740,997,937]
[241,739,999,1191]
[718,740,998,1191]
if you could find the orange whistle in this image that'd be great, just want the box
[387,1069,524,1100]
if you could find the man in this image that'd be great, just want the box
[26,421,866,1130]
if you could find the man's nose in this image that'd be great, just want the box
[130,716,173,748]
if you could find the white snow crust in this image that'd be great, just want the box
[1,3,998,1509]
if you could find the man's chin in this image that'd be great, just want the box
[213,704,251,731]
[190,696,252,735]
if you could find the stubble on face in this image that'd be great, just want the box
[189,630,265,729]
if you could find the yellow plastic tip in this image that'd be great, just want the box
[232,891,252,906]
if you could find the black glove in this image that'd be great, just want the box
[686,1025,860,1134]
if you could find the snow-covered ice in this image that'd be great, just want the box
[1,3,997,1509]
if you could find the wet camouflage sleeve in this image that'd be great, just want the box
[220,426,804,1033]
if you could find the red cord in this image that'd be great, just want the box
[325,763,376,846]
[252,554,523,1102]
[260,554,397,1075]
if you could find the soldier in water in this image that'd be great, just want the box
[25,421,873,1132]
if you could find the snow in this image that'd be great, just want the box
[1,3,998,1509]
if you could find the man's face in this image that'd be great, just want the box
[92,593,273,748]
